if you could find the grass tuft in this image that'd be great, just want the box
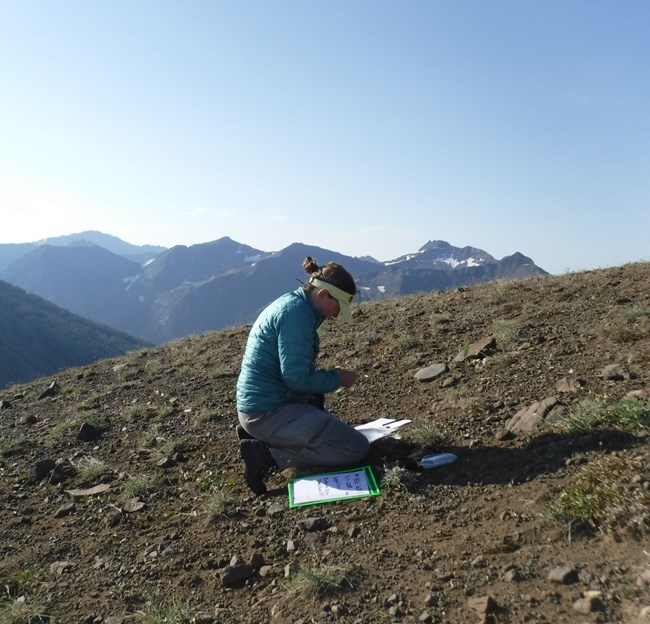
[548,455,650,538]
[408,422,445,449]
[75,457,110,481]
[205,485,237,520]
[0,590,50,624]
[122,475,155,498]
[491,319,520,352]
[381,464,416,491]
[554,396,649,434]
[429,313,452,334]
[286,563,357,598]
[136,597,199,624]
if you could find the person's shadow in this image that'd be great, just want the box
[366,428,645,489]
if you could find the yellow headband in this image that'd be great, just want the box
[309,277,355,324]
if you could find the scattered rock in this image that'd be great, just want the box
[548,565,579,584]
[600,363,636,380]
[220,564,255,586]
[555,376,586,393]
[123,498,146,513]
[77,422,102,441]
[64,484,112,500]
[50,459,76,484]
[54,502,75,518]
[502,565,524,582]
[296,517,330,532]
[505,397,559,433]
[415,362,448,382]
[467,594,497,615]
[50,560,75,576]
[29,459,56,483]
[572,591,604,614]
[38,381,60,399]
[494,428,515,441]
[454,336,497,363]
[249,552,264,569]
[637,568,650,587]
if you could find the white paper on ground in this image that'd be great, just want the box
[290,468,373,506]
[355,418,412,443]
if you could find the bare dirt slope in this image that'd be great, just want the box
[1,262,649,624]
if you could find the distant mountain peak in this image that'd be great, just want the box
[0,232,549,346]
[35,231,166,258]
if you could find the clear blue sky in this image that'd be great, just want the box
[1,1,648,275]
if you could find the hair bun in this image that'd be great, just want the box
[302,256,320,275]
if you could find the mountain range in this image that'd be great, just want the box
[0,278,149,388]
[1,231,548,348]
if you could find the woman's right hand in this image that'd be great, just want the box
[336,368,358,388]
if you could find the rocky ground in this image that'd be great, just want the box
[1,262,649,624]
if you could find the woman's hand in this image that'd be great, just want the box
[336,368,358,388]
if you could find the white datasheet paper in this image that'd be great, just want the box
[290,468,373,506]
[355,417,412,443]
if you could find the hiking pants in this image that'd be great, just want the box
[238,403,369,470]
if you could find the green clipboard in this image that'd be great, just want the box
[287,465,380,508]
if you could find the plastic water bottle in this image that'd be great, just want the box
[419,453,458,469]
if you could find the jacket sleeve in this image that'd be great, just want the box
[276,306,339,394]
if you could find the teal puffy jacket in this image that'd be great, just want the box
[236,288,341,413]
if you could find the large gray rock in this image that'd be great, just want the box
[505,397,559,433]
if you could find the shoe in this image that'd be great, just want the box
[236,424,254,440]
[240,439,276,495]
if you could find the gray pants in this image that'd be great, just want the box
[238,404,369,470]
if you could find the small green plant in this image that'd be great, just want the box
[448,385,482,416]
[194,469,222,490]
[429,313,452,334]
[15,568,37,585]
[462,339,471,358]
[210,366,235,379]
[408,422,444,449]
[491,319,520,352]
[554,397,649,434]
[623,307,648,322]
[0,590,49,624]
[195,409,217,423]
[0,440,24,458]
[75,457,110,481]
[136,597,199,624]
[548,455,649,538]
[123,475,154,498]
[380,465,416,491]
[396,335,421,350]
[82,411,108,430]
[205,485,237,520]
[118,365,140,381]
[138,425,161,448]
[486,352,518,369]
[126,404,147,420]
[48,417,80,443]
[286,562,356,598]
[598,316,643,343]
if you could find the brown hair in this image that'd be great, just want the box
[302,256,357,296]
